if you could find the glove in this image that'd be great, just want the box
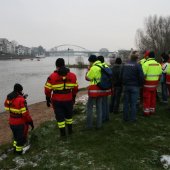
[46,96,51,107]
[29,121,34,130]
[72,95,76,104]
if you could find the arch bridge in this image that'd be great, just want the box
[48,44,114,56]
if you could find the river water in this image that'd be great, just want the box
[0,56,111,113]
[0,56,87,113]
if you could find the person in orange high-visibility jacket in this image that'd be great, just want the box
[44,58,78,137]
[142,51,162,116]
[85,55,111,129]
[4,84,34,154]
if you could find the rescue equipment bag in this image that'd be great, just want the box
[95,65,112,90]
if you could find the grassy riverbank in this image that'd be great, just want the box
[0,100,170,169]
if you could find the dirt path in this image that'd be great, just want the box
[0,90,87,145]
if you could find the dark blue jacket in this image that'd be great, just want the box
[122,61,144,87]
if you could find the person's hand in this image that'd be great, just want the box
[72,95,76,104]
[46,96,51,107]
[29,121,34,130]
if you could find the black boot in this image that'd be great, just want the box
[60,127,66,137]
[67,124,73,135]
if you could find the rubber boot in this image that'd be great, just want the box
[60,127,66,137]
[67,124,73,135]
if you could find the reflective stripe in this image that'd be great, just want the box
[144,108,150,112]
[65,119,73,124]
[16,146,23,151]
[5,107,10,111]
[5,107,26,114]
[144,85,157,88]
[13,140,17,147]
[89,89,112,93]
[58,121,65,128]
[146,74,160,77]
[150,108,155,112]
[45,82,52,89]
[20,107,26,113]
[52,83,77,90]
[148,64,159,66]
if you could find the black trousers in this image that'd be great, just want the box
[10,124,27,147]
[53,100,73,123]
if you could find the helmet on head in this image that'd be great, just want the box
[14,83,23,92]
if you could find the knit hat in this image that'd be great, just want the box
[14,83,23,92]
[55,58,65,67]
[148,51,155,58]
[97,56,104,63]
[88,55,97,62]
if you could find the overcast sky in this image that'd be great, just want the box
[0,0,169,51]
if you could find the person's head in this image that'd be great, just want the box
[97,56,104,63]
[148,51,155,58]
[55,58,65,68]
[161,52,169,63]
[14,83,23,93]
[130,54,138,62]
[88,55,97,63]
[115,57,122,64]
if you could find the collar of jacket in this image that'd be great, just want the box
[145,58,155,62]
[92,60,102,66]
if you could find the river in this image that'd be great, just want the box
[0,56,111,113]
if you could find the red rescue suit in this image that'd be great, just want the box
[4,92,33,153]
[142,58,162,115]
[44,68,78,135]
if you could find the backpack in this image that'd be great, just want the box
[95,64,113,90]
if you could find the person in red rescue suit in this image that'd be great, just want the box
[4,84,34,154]
[44,58,78,137]
[142,51,162,116]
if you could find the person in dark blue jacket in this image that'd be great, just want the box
[122,51,144,122]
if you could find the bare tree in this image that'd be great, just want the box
[136,15,170,58]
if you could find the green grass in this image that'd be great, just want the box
[1,102,170,170]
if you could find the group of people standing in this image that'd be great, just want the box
[85,50,170,129]
[4,50,170,154]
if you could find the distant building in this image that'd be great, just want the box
[0,38,9,53]
[16,45,31,55]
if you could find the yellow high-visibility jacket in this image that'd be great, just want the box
[142,58,162,88]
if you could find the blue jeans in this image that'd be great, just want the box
[123,86,139,122]
[161,83,168,102]
[110,86,122,113]
[86,96,102,128]
[102,96,109,122]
